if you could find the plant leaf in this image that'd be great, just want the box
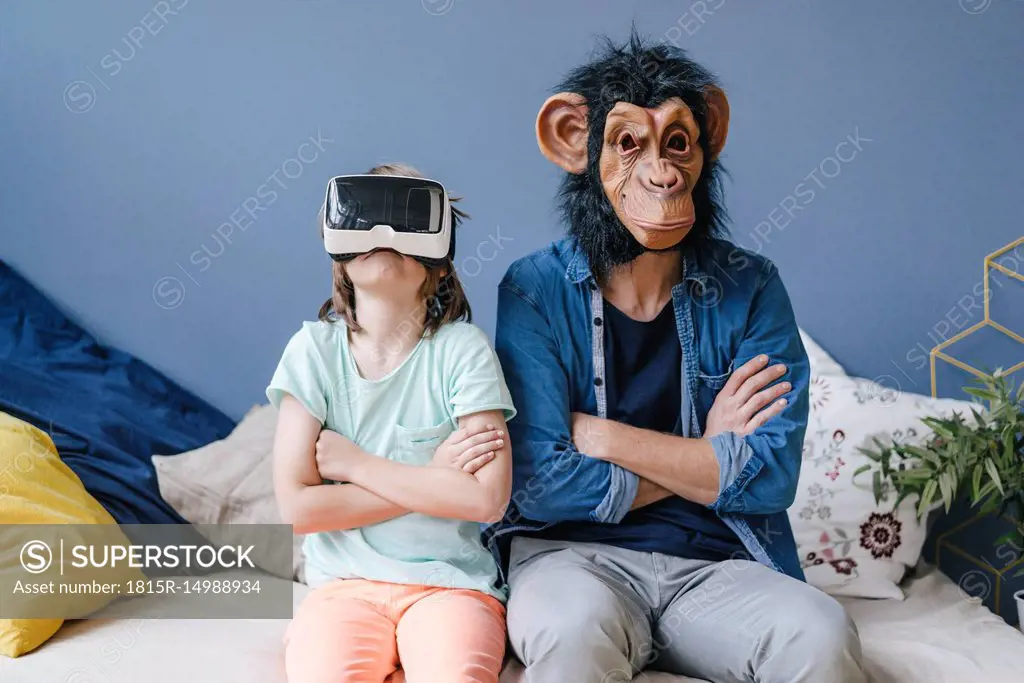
[856,447,882,463]
[984,458,1005,496]
[964,387,999,402]
[978,480,998,500]
[864,371,1022,531]
[912,446,945,467]
[939,472,954,512]
[853,464,873,479]
[994,532,1017,546]
[918,479,938,519]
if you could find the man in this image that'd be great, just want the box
[487,33,866,682]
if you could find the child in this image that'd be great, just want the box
[269,164,515,683]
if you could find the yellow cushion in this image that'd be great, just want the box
[0,412,124,657]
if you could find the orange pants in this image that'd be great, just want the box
[284,579,506,683]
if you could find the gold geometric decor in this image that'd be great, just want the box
[931,236,1024,398]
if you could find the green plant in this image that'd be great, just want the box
[856,372,1024,524]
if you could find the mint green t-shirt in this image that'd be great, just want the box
[266,319,516,601]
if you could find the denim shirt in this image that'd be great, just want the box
[485,237,809,581]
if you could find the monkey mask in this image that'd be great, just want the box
[536,33,730,281]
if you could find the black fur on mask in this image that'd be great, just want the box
[555,30,729,282]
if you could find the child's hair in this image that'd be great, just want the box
[318,163,472,335]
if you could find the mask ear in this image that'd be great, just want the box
[536,92,589,174]
[703,86,730,160]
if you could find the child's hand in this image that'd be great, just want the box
[431,424,505,474]
[315,429,365,481]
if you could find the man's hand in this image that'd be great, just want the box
[431,424,506,475]
[314,429,368,482]
[574,354,789,452]
[705,355,790,438]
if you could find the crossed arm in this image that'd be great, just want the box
[571,354,791,508]
[273,394,511,534]
[496,264,807,522]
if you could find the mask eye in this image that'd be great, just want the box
[618,134,638,153]
[667,134,689,153]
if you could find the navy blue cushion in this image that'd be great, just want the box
[0,261,235,523]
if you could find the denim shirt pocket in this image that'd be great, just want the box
[696,360,734,432]
[392,420,454,466]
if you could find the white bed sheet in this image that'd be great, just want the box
[2,566,1022,683]
[839,565,1024,683]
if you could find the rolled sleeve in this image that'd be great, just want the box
[497,270,623,524]
[707,263,808,516]
[708,432,766,513]
[593,464,640,523]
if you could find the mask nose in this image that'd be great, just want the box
[644,160,684,194]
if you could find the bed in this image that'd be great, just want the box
[3,265,1024,681]
[2,564,1021,683]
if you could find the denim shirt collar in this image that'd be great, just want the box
[563,238,711,288]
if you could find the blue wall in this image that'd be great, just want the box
[2,0,1022,419]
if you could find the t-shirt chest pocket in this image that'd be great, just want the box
[392,421,454,466]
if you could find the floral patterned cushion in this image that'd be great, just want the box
[798,327,847,377]
[789,373,974,599]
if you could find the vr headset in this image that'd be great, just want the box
[321,175,455,267]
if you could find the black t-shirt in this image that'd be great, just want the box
[537,300,747,561]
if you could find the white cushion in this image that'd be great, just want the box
[152,405,304,583]
[790,373,975,599]
[799,327,847,376]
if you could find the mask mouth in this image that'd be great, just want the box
[627,215,696,232]
[621,192,696,234]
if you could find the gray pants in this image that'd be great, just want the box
[507,537,867,683]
